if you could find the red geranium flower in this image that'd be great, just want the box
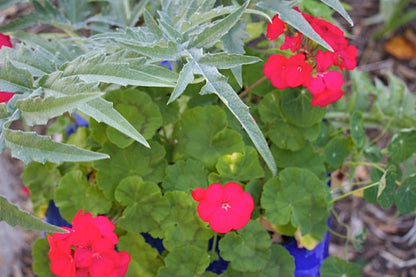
[0,33,12,48]
[0,33,14,103]
[192,182,254,233]
[280,33,303,53]
[48,210,130,277]
[266,14,286,40]
[263,53,313,89]
[308,71,344,107]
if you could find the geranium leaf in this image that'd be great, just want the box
[115,176,170,236]
[271,144,326,179]
[54,170,112,221]
[17,93,101,126]
[0,195,66,233]
[268,120,319,151]
[320,256,361,277]
[225,244,295,277]
[323,137,351,171]
[395,175,416,215]
[219,220,271,272]
[95,141,166,200]
[208,146,265,184]
[387,129,416,164]
[3,127,109,164]
[21,162,61,215]
[194,61,276,175]
[118,232,164,277]
[364,167,400,209]
[161,191,213,251]
[32,238,55,277]
[157,245,210,277]
[174,105,245,169]
[162,159,209,193]
[350,111,366,149]
[280,89,326,128]
[261,168,330,240]
[104,89,163,148]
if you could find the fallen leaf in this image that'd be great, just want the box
[384,33,416,60]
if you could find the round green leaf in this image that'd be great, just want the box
[320,256,361,277]
[157,245,210,277]
[21,162,61,215]
[395,175,416,214]
[95,140,166,200]
[224,244,294,277]
[208,146,264,184]
[350,111,366,149]
[271,144,326,179]
[115,176,170,236]
[161,191,213,251]
[32,238,54,277]
[323,137,351,171]
[105,89,163,148]
[388,129,416,164]
[258,92,282,124]
[118,232,164,277]
[261,168,330,239]
[162,159,209,193]
[364,167,400,209]
[219,220,271,272]
[54,170,111,221]
[280,89,326,128]
[174,105,244,169]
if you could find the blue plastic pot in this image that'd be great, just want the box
[283,230,330,276]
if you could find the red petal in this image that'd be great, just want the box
[0,33,12,48]
[266,15,286,40]
[197,201,218,222]
[209,208,233,233]
[93,216,118,245]
[324,71,344,91]
[204,183,224,204]
[0,92,14,103]
[191,187,206,201]
[223,182,243,204]
[308,76,325,95]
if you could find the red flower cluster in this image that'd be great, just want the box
[0,33,14,103]
[263,10,357,107]
[192,182,254,233]
[47,210,130,277]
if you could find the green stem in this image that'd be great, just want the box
[345,161,385,172]
[329,181,379,204]
[331,207,351,260]
[211,233,218,257]
[370,118,393,144]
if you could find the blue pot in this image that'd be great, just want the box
[283,230,330,277]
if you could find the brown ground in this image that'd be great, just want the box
[1,0,416,276]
